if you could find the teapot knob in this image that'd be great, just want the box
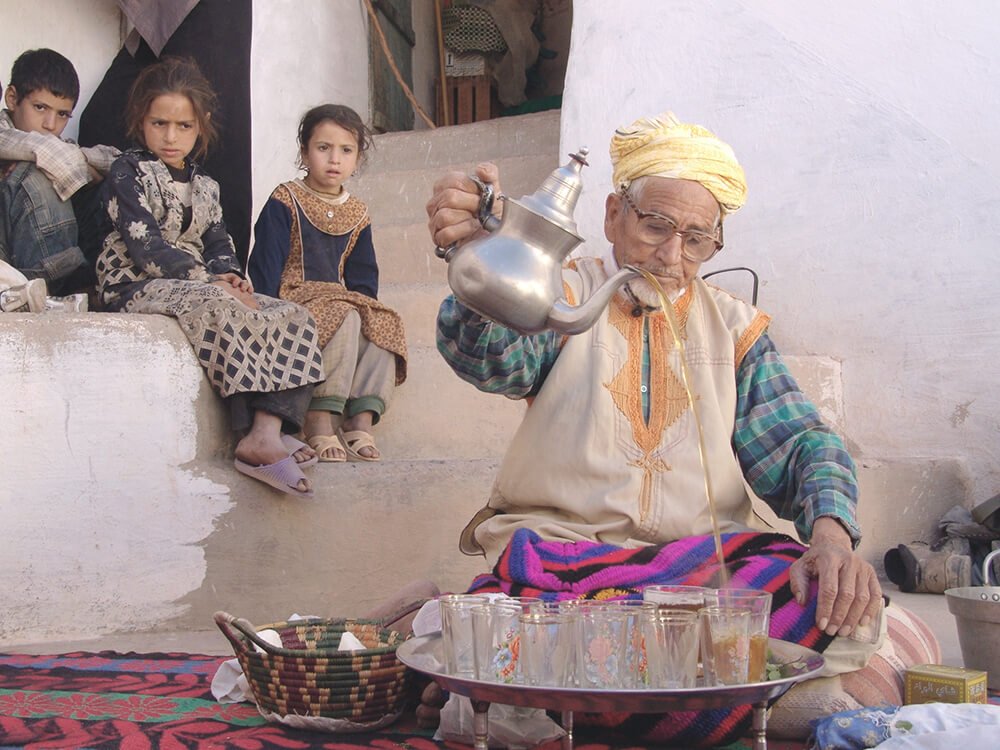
[518,146,590,236]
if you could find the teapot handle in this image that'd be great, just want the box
[434,175,501,261]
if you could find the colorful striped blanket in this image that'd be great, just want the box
[466,528,836,747]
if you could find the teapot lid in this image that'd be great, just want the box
[517,148,589,236]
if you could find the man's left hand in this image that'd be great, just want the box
[789,517,883,637]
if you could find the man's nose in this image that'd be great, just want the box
[42,112,59,132]
[654,232,684,263]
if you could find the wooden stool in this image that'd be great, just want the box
[439,75,496,125]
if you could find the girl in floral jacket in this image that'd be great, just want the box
[96,57,324,497]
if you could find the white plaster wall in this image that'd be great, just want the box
[250,0,370,230]
[564,0,1000,503]
[0,317,232,643]
[0,0,122,141]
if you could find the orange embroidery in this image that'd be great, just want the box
[606,285,698,520]
[735,311,771,367]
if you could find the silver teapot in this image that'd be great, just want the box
[436,148,640,335]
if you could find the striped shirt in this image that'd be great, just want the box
[436,295,860,544]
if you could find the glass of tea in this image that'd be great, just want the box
[699,606,751,686]
[704,588,772,682]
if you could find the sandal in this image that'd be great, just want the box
[280,434,318,468]
[337,428,381,462]
[307,433,347,463]
[234,455,313,497]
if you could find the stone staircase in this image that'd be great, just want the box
[352,110,561,462]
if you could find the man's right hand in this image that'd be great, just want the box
[425,162,502,249]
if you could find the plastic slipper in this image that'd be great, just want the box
[307,433,347,463]
[280,434,318,468]
[234,455,314,497]
[337,428,381,462]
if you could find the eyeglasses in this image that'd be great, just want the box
[620,189,724,262]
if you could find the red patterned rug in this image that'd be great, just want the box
[0,650,817,749]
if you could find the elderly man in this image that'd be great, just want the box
[422,113,938,742]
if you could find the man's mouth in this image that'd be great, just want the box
[644,266,681,280]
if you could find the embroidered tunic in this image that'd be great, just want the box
[437,255,859,564]
[96,150,324,399]
[248,180,407,384]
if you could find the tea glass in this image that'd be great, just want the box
[519,607,575,687]
[641,608,700,688]
[471,597,541,683]
[705,588,772,682]
[439,594,489,677]
[612,599,657,687]
[699,606,752,686]
[575,603,630,689]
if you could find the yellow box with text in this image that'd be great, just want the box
[904,664,987,705]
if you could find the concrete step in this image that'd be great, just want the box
[165,457,499,635]
[355,154,561,228]
[371,222,446,284]
[378,343,525,461]
[365,110,561,173]
[379,281,449,348]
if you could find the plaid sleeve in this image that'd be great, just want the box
[0,117,90,201]
[81,144,121,175]
[733,332,861,545]
[436,295,560,399]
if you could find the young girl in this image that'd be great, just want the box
[248,105,406,462]
[96,57,324,496]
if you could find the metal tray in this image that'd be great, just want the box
[397,634,824,750]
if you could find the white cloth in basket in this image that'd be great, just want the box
[211,615,366,704]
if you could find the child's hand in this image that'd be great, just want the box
[212,273,259,310]
[214,272,254,293]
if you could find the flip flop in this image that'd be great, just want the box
[281,434,318,468]
[337,428,381,462]
[234,455,314,497]
[307,433,347,463]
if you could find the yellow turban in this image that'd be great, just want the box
[610,112,747,214]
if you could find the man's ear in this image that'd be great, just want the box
[604,192,623,243]
[4,85,18,110]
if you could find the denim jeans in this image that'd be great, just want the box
[0,161,89,295]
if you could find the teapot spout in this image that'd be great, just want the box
[546,265,643,335]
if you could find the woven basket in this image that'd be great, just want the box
[214,611,410,731]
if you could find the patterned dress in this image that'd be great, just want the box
[248,179,406,385]
[96,150,324,400]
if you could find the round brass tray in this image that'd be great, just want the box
[397,634,824,750]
